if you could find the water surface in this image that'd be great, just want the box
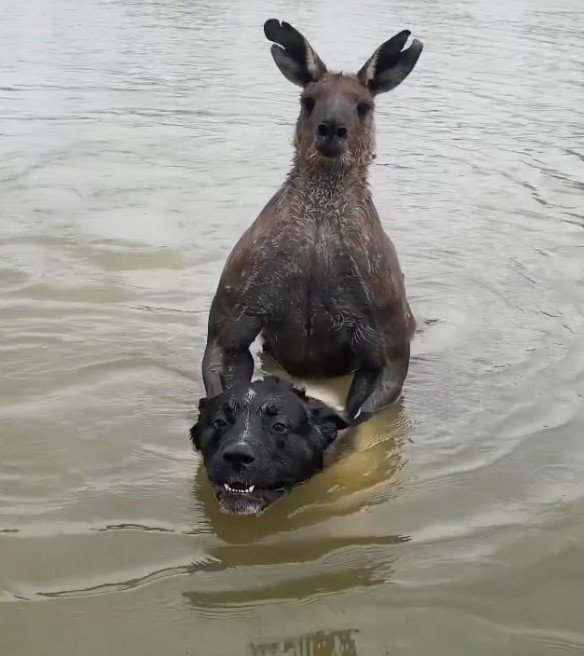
[1,0,583,654]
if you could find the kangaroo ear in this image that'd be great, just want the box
[358,30,423,94]
[307,397,349,444]
[264,19,327,87]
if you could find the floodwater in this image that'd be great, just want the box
[1,0,583,653]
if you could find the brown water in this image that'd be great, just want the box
[1,0,583,654]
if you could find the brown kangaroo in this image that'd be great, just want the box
[202,19,423,423]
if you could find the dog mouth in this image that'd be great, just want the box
[210,479,289,515]
[223,482,255,494]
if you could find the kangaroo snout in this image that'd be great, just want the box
[316,117,349,157]
[317,119,348,140]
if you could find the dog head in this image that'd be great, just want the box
[191,377,348,515]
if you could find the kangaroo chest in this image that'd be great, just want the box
[255,199,375,337]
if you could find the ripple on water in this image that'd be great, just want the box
[1,0,584,654]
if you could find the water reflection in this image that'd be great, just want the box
[191,396,410,542]
[250,629,359,656]
[182,551,392,606]
[186,441,408,611]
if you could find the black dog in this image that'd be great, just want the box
[191,377,347,515]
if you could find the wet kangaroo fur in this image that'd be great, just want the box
[203,19,423,423]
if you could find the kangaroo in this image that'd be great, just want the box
[202,19,423,423]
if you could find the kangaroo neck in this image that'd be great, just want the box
[282,158,372,210]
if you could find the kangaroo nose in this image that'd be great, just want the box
[222,442,255,468]
[317,120,348,140]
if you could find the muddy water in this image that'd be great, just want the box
[1,0,583,654]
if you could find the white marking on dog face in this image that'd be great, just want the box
[242,411,252,439]
[241,388,256,439]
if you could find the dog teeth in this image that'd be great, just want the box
[223,483,255,494]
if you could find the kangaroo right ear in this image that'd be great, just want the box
[264,19,327,87]
[358,30,423,94]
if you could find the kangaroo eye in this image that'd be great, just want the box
[213,418,228,430]
[357,102,371,118]
[302,96,315,113]
[272,422,288,434]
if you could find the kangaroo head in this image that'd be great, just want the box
[264,20,423,171]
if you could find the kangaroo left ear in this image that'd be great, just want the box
[358,30,423,94]
[264,19,328,87]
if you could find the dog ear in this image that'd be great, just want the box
[291,384,309,402]
[264,376,309,400]
[307,397,349,444]
[189,397,210,451]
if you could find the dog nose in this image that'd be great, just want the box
[317,119,348,140]
[222,442,255,468]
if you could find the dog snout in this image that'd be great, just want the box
[222,442,255,469]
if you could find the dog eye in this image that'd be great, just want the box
[302,96,315,114]
[271,422,288,433]
[357,102,371,118]
[212,418,228,430]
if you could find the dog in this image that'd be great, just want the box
[190,376,347,515]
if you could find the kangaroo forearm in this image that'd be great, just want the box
[222,348,254,390]
[202,339,255,397]
[346,348,409,422]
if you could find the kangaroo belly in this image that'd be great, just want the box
[262,326,357,377]
[251,219,385,377]
[260,286,359,376]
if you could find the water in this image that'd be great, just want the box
[1,0,583,653]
